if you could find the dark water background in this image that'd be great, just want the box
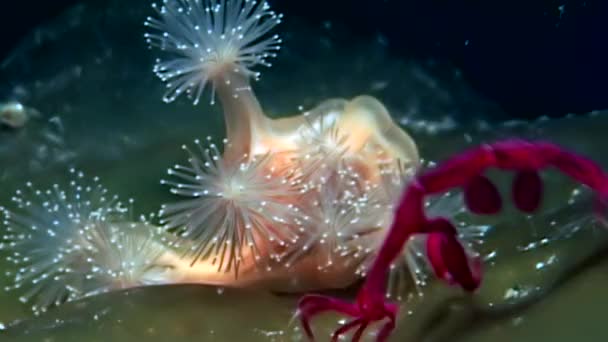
[2,0,608,118]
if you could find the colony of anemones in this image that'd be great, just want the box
[1,0,425,313]
[0,169,172,314]
[1,1,607,342]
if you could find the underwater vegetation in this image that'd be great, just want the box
[1,0,608,341]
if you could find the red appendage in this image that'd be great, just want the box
[296,139,608,341]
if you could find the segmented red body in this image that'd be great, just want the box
[297,139,608,342]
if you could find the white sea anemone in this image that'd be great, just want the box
[284,172,388,271]
[159,137,303,275]
[0,169,169,314]
[294,110,353,186]
[144,0,283,105]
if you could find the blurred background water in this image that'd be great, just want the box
[1,0,608,341]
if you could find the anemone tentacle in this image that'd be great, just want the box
[283,170,388,272]
[160,137,304,275]
[1,169,168,314]
[144,0,282,105]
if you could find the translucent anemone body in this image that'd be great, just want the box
[146,0,422,290]
[157,94,422,291]
[1,0,426,312]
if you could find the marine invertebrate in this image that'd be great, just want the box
[2,0,422,308]
[0,169,171,313]
[293,110,359,185]
[379,191,490,301]
[145,0,282,163]
[354,159,489,301]
[146,0,421,284]
[297,140,608,342]
[0,168,298,313]
[283,172,386,275]
[145,0,418,161]
[144,0,283,106]
[159,137,303,274]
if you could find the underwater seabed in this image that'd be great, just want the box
[1,0,608,341]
